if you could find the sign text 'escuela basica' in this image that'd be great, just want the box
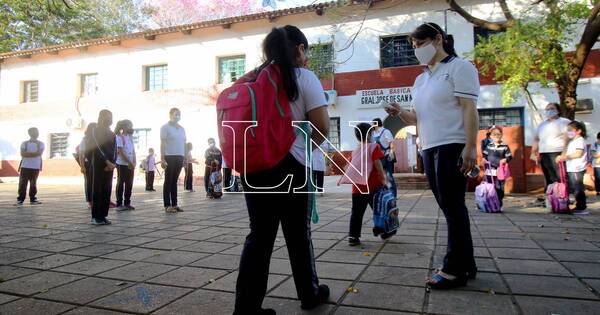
[356,87,412,108]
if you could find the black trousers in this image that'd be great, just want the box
[145,171,155,190]
[540,152,564,192]
[485,175,506,207]
[204,166,211,193]
[116,164,134,206]
[84,162,92,203]
[422,143,476,278]
[184,163,193,191]
[312,170,324,193]
[17,168,40,202]
[163,155,183,207]
[234,154,320,314]
[594,168,600,194]
[568,170,587,210]
[350,193,375,238]
[91,164,113,220]
[223,167,232,191]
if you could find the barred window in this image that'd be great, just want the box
[80,73,98,97]
[380,35,418,68]
[145,64,168,91]
[50,133,69,159]
[218,56,246,84]
[22,80,39,103]
[478,108,523,128]
[328,117,341,149]
[133,128,151,154]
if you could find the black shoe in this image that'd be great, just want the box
[380,230,396,240]
[348,237,361,246]
[427,272,468,290]
[300,284,330,310]
[14,200,24,206]
[467,268,477,280]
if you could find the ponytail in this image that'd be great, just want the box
[411,22,457,57]
[261,25,308,101]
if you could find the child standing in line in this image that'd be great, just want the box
[591,132,600,196]
[345,123,388,246]
[114,120,136,211]
[184,142,199,192]
[556,120,588,214]
[144,148,158,192]
[15,127,45,206]
[482,125,512,210]
[208,160,223,199]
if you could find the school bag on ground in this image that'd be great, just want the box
[546,162,570,214]
[210,171,223,199]
[372,186,399,238]
[216,64,296,174]
[475,163,501,213]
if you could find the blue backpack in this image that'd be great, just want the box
[372,187,399,239]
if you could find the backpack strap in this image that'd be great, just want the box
[558,161,567,184]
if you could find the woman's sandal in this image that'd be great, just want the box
[426,272,467,289]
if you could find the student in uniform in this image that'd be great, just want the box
[79,123,97,209]
[114,120,136,211]
[371,118,397,197]
[233,25,330,315]
[144,148,157,192]
[184,142,199,192]
[482,126,512,209]
[385,22,480,289]
[89,110,116,225]
[203,138,222,197]
[556,121,589,214]
[160,108,186,213]
[15,127,45,206]
[208,160,223,199]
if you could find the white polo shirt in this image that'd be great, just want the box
[116,134,135,166]
[160,123,186,157]
[411,56,480,151]
[535,117,570,153]
[20,140,45,170]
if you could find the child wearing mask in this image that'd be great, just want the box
[482,126,512,210]
[144,148,158,192]
[208,160,223,199]
[556,121,588,214]
[114,120,136,211]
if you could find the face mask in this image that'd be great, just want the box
[545,110,558,119]
[209,143,215,148]
[567,131,577,139]
[414,42,437,65]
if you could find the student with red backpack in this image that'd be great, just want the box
[217,25,330,315]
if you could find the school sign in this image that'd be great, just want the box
[357,87,412,109]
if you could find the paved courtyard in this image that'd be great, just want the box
[0,181,599,315]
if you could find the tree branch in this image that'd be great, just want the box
[498,0,515,22]
[572,1,600,73]
[446,0,511,31]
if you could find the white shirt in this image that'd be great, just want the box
[160,123,186,156]
[566,137,587,172]
[592,142,600,168]
[312,142,331,172]
[411,56,480,150]
[147,154,156,172]
[116,134,135,166]
[371,128,394,151]
[289,68,328,166]
[20,140,44,170]
[535,117,570,153]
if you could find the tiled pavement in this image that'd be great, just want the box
[0,183,599,315]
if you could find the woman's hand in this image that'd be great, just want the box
[460,145,477,176]
[161,160,168,169]
[555,155,567,163]
[385,103,402,117]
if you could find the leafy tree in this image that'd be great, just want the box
[448,0,600,120]
[0,0,148,53]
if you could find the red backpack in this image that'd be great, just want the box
[216,64,296,174]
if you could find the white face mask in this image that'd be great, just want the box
[545,109,558,119]
[414,42,437,65]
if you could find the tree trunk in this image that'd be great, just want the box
[520,84,544,127]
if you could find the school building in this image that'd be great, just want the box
[0,0,598,192]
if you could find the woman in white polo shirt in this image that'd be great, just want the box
[386,22,479,289]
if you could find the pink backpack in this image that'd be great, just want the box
[216,64,296,174]
[338,143,377,190]
[546,163,570,213]
[475,163,501,213]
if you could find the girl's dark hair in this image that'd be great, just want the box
[568,120,587,139]
[597,132,600,139]
[410,22,457,57]
[114,119,132,135]
[262,25,308,101]
[354,123,373,143]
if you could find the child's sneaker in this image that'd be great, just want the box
[174,206,184,212]
[125,205,136,210]
[115,205,127,212]
[30,199,42,205]
[348,237,361,246]
[90,218,104,225]
[14,200,24,206]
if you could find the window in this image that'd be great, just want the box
[474,27,502,46]
[80,73,98,97]
[478,108,523,128]
[132,128,151,154]
[218,56,245,84]
[380,35,418,68]
[50,133,69,158]
[308,43,334,78]
[22,80,38,103]
[576,99,594,113]
[145,64,168,91]
[328,117,341,149]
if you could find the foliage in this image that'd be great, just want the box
[308,41,335,79]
